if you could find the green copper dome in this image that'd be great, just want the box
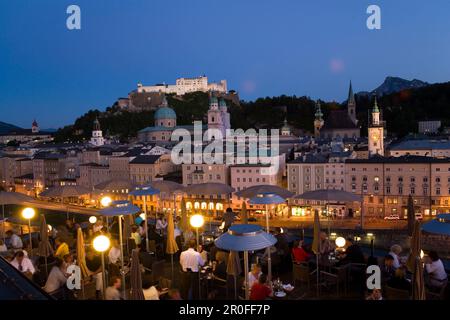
[154,106,176,120]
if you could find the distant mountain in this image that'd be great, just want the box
[0,121,22,134]
[357,76,429,97]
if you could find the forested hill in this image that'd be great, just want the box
[54,81,450,142]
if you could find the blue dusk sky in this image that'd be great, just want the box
[1,0,450,128]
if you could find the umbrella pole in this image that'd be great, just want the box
[196,227,201,299]
[244,250,249,300]
[316,253,320,297]
[171,254,174,281]
[234,274,237,300]
[118,215,126,299]
[144,197,149,252]
[101,251,107,300]
[265,204,272,282]
[2,204,5,243]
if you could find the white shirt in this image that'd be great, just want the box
[108,247,121,264]
[143,286,160,300]
[105,287,121,300]
[10,234,23,249]
[156,219,167,231]
[43,266,67,293]
[174,227,181,238]
[426,259,447,281]
[10,257,35,274]
[180,248,205,272]
[388,251,401,269]
[248,271,262,288]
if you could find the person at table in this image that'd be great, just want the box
[54,237,70,260]
[213,251,227,280]
[319,231,333,256]
[62,253,75,274]
[222,208,236,232]
[10,250,35,276]
[93,219,104,233]
[198,244,208,263]
[105,277,122,300]
[338,238,365,265]
[65,219,77,238]
[6,230,23,250]
[380,254,396,284]
[108,239,121,277]
[130,225,142,247]
[183,228,195,247]
[389,244,402,269]
[43,258,68,295]
[156,214,168,236]
[86,249,103,299]
[0,239,7,253]
[387,267,411,294]
[179,239,205,300]
[250,273,272,300]
[366,288,383,300]
[248,263,262,289]
[143,279,163,300]
[424,251,448,290]
[292,240,311,264]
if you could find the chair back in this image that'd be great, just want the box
[385,286,410,300]
[293,263,310,282]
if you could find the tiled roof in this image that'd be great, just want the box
[322,110,358,130]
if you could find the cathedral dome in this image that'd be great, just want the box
[154,107,176,120]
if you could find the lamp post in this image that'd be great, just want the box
[93,234,110,300]
[89,216,97,224]
[100,196,112,231]
[190,214,204,299]
[21,207,35,255]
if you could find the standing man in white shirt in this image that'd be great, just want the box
[10,250,35,277]
[6,230,23,250]
[179,239,205,300]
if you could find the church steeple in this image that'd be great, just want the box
[347,80,357,125]
[314,100,324,138]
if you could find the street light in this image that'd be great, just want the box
[21,207,35,254]
[335,236,346,248]
[190,214,204,299]
[93,234,110,299]
[100,196,112,231]
[89,216,97,224]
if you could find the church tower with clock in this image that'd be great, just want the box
[368,96,384,157]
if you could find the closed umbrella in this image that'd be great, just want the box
[129,249,145,300]
[76,227,90,299]
[226,251,242,299]
[241,202,248,224]
[215,224,277,300]
[166,210,179,281]
[99,200,141,299]
[407,220,426,300]
[0,191,36,242]
[407,195,415,237]
[311,210,321,297]
[38,215,53,276]
[180,198,188,232]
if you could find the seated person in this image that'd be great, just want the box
[86,249,103,299]
[338,238,365,265]
[366,288,383,300]
[43,258,68,294]
[424,251,448,290]
[292,240,311,264]
[248,263,262,289]
[130,225,142,247]
[62,253,75,274]
[250,273,272,300]
[6,230,23,250]
[54,238,69,260]
[105,277,122,300]
[197,245,208,263]
[142,279,163,300]
[10,250,35,276]
[387,267,411,294]
[213,251,228,280]
[380,254,396,284]
[0,239,7,252]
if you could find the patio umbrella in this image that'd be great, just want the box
[249,192,285,281]
[0,191,36,242]
[180,198,188,232]
[184,183,234,196]
[129,249,145,300]
[422,214,450,236]
[407,220,426,300]
[94,179,135,192]
[147,180,184,195]
[215,224,277,300]
[129,186,160,252]
[241,202,248,224]
[407,195,415,237]
[166,210,179,281]
[235,185,294,199]
[226,251,242,299]
[311,209,321,297]
[99,200,141,298]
